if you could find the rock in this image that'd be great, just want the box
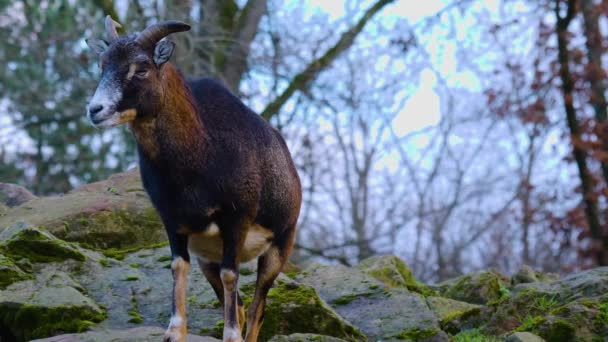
[486,268,608,340]
[268,333,348,342]
[438,270,510,305]
[297,263,446,341]
[30,326,219,341]
[512,265,538,285]
[425,296,483,333]
[0,253,32,289]
[357,255,434,295]
[0,267,106,341]
[241,279,365,341]
[512,266,559,285]
[505,332,545,342]
[0,183,36,207]
[0,170,165,250]
[0,222,86,263]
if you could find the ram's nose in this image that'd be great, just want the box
[88,104,104,115]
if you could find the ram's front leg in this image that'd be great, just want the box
[164,233,191,342]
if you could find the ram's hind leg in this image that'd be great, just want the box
[199,258,245,335]
[245,226,296,342]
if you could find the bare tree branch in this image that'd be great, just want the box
[261,0,396,120]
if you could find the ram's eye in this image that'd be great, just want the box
[135,69,148,77]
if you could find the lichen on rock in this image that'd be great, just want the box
[0,222,86,263]
[357,255,435,296]
[0,254,32,289]
[240,279,365,341]
[425,296,483,333]
[0,268,106,341]
[438,270,510,305]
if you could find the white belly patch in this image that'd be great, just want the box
[187,223,274,263]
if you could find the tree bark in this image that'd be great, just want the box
[555,0,607,266]
[581,0,608,186]
[221,0,268,91]
[261,0,396,121]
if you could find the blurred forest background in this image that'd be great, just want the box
[1,0,608,282]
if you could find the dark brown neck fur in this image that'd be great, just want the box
[129,63,204,163]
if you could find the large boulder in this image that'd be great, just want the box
[357,255,434,295]
[0,222,86,263]
[425,296,483,333]
[30,327,219,342]
[437,270,510,305]
[268,334,348,342]
[486,267,608,341]
[0,183,36,207]
[296,263,447,341]
[242,280,365,341]
[0,170,165,250]
[0,267,106,341]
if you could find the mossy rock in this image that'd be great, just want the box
[511,265,559,286]
[268,334,348,342]
[0,254,33,289]
[0,268,106,341]
[486,272,608,340]
[357,255,434,296]
[297,264,446,341]
[0,222,86,263]
[438,270,510,305]
[240,279,365,341]
[425,296,483,334]
[29,326,219,341]
[505,332,545,342]
[0,170,165,250]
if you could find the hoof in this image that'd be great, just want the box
[223,327,243,342]
[164,326,186,342]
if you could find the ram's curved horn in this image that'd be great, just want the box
[105,15,122,42]
[136,20,191,49]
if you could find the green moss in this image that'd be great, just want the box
[390,328,438,340]
[284,271,299,279]
[543,320,576,342]
[239,267,255,276]
[441,307,482,326]
[516,315,545,331]
[2,228,86,263]
[534,294,559,312]
[255,281,365,341]
[0,303,106,341]
[453,329,500,342]
[332,294,359,306]
[360,256,435,296]
[99,258,110,267]
[127,310,144,324]
[213,320,224,337]
[0,255,33,289]
[596,300,608,326]
[123,276,139,281]
[60,207,164,250]
[129,263,141,268]
[157,255,172,262]
[442,271,508,305]
[102,241,168,260]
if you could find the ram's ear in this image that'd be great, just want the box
[86,38,109,55]
[153,39,175,66]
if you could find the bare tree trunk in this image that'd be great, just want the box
[581,0,608,185]
[555,0,607,266]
